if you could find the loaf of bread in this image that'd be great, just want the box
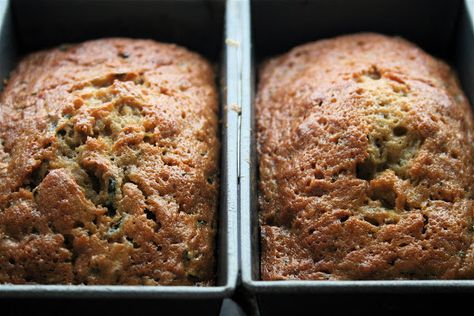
[0,38,219,285]
[257,33,474,280]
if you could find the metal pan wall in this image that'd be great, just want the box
[0,0,239,314]
[240,0,474,315]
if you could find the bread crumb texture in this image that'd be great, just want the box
[0,38,219,285]
[257,33,474,280]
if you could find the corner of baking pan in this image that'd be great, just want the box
[0,0,16,87]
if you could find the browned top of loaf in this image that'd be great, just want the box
[257,33,474,280]
[0,38,219,285]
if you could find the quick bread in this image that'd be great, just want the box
[257,33,474,280]
[0,38,219,285]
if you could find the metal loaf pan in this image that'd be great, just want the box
[0,0,239,314]
[240,0,474,314]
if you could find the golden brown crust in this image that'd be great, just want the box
[0,38,219,285]
[257,33,474,280]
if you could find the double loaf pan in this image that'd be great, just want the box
[0,0,240,314]
[240,0,474,315]
[2,0,474,315]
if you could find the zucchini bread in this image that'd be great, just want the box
[0,38,219,285]
[257,33,474,280]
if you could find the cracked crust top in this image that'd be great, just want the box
[257,33,474,280]
[0,38,219,285]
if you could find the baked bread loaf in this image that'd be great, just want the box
[257,33,474,280]
[0,38,219,285]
